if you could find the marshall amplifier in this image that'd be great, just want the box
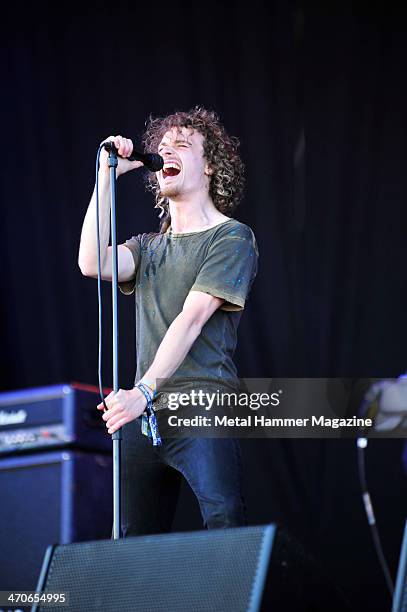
[0,383,111,455]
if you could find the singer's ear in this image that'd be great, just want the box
[204,163,213,176]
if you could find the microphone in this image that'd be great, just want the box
[102,141,164,172]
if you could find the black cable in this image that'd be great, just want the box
[356,438,394,596]
[95,145,108,412]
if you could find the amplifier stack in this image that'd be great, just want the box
[0,384,113,591]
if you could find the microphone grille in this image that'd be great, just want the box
[146,154,164,172]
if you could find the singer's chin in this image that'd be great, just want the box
[159,185,181,199]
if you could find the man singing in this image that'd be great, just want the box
[78,107,258,535]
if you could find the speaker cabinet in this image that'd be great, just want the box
[0,450,112,591]
[33,524,350,612]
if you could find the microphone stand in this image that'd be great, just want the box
[100,142,162,538]
[107,147,122,540]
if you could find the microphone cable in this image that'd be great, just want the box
[356,436,394,596]
[95,144,108,412]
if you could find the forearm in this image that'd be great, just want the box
[78,171,111,275]
[141,312,202,390]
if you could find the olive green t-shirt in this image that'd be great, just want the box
[119,217,258,408]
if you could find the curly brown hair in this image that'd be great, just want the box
[142,106,245,233]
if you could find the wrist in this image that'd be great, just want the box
[139,378,157,398]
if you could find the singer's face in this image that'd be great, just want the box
[156,127,211,200]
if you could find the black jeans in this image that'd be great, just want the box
[119,416,247,537]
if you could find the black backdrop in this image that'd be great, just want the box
[2,2,407,610]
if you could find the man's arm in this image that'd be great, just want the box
[98,290,225,433]
[141,290,225,384]
[78,135,143,281]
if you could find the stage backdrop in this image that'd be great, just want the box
[2,3,406,611]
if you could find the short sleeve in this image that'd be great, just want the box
[118,235,141,296]
[190,227,259,311]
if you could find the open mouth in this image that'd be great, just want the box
[162,162,181,180]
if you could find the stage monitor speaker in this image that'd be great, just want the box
[33,524,350,612]
[0,450,112,592]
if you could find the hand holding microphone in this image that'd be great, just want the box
[99,135,163,177]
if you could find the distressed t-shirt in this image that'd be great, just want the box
[119,217,258,409]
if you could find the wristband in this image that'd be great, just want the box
[135,382,162,446]
[139,378,157,398]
